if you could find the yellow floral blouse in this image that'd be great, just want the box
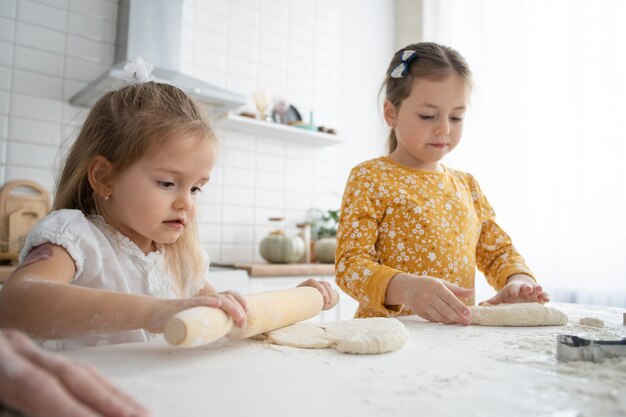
[335,156,534,318]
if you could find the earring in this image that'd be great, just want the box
[104,194,110,201]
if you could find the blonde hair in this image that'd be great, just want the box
[54,81,216,296]
[381,42,473,154]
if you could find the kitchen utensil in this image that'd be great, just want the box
[0,180,50,261]
[253,90,271,120]
[272,104,301,124]
[556,335,626,363]
[164,286,338,347]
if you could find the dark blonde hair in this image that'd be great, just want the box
[55,82,216,295]
[381,42,472,154]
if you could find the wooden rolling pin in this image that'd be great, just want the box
[164,287,338,347]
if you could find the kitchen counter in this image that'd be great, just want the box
[213,262,335,277]
[60,303,625,417]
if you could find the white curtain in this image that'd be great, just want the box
[422,0,626,305]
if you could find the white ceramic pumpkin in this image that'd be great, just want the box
[314,237,336,263]
[259,233,305,264]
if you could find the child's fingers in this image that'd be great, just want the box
[218,294,248,329]
[319,281,335,307]
[221,290,249,313]
[526,287,545,303]
[183,296,223,310]
[437,287,471,325]
[529,285,543,300]
[298,279,330,305]
[315,281,330,305]
[481,293,501,305]
[323,285,340,310]
[522,284,535,297]
[425,304,449,324]
[296,278,317,288]
[505,283,520,299]
[432,296,468,325]
[443,281,474,299]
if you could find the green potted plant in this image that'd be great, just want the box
[308,209,339,263]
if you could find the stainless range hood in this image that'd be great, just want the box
[70,0,245,115]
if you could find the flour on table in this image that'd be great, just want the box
[262,318,408,354]
[579,317,604,328]
[469,302,568,326]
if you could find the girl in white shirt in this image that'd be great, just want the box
[0,78,335,349]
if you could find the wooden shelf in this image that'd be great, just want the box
[215,113,343,147]
[211,262,335,277]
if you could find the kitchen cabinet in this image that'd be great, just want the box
[215,113,343,147]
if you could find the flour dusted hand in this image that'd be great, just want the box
[145,293,248,333]
[482,274,550,305]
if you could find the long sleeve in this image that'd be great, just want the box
[334,157,533,318]
[335,167,405,317]
[474,184,534,290]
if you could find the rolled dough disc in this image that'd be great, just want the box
[469,302,568,326]
[262,317,408,354]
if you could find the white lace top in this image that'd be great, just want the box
[19,209,210,349]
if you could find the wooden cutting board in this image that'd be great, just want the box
[212,262,335,277]
[0,179,50,261]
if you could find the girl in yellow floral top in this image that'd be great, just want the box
[336,42,550,325]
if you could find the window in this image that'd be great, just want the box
[423,0,626,305]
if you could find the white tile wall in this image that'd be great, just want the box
[0,19,15,43]
[0,0,352,263]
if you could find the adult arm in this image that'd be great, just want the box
[0,329,150,417]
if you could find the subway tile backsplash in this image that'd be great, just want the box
[1,0,343,263]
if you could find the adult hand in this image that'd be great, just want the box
[481,274,550,305]
[0,329,150,417]
[387,274,474,325]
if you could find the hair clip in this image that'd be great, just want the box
[119,56,154,85]
[390,50,418,78]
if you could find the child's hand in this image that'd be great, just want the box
[386,274,474,325]
[297,278,340,310]
[145,292,249,333]
[481,274,550,305]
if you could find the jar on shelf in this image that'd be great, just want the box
[296,223,311,263]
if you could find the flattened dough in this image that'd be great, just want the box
[469,302,568,326]
[262,318,408,354]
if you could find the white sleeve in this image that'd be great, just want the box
[19,209,104,285]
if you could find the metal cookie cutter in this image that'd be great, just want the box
[557,335,626,363]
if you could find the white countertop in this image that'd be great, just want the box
[61,303,625,417]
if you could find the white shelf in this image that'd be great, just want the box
[215,113,343,147]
